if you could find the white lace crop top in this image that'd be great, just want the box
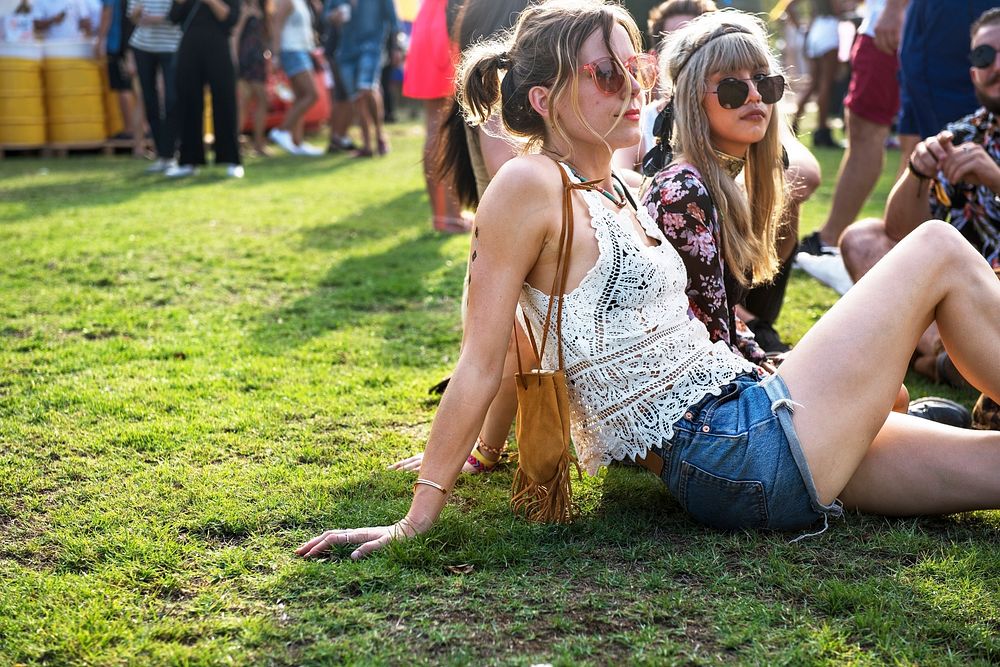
[517,165,758,475]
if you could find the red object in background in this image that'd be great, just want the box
[242,51,331,133]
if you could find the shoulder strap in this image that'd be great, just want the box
[516,160,602,380]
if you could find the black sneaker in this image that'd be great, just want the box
[797,230,833,256]
[812,126,843,148]
[746,318,790,353]
[907,397,972,429]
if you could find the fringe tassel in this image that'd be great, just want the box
[510,448,581,524]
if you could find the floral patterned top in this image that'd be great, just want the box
[641,162,768,365]
[930,108,1000,270]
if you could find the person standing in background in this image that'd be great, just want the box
[403,0,471,234]
[268,0,323,155]
[326,0,398,158]
[235,0,271,157]
[33,0,100,39]
[96,0,144,156]
[793,0,907,294]
[165,0,243,178]
[789,0,844,147]
[128,0,181,172]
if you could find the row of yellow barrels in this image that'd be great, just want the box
[0,41,124,147]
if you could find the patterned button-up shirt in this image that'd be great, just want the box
[930,107,1000,269]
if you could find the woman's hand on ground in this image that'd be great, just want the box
[388,452,479,474]
[296,519,418,560]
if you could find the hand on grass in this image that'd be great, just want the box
[388,452,480,474]
[296,519,419,560]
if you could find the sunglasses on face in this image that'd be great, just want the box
[708,73,785,109]
[581,53,659,95]
[970,43,998,68]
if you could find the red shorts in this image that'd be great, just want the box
[843,34,900,126]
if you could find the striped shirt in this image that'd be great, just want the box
[127,0,181,52]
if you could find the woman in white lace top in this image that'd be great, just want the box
[298,2,1000,559]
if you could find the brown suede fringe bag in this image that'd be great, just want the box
[510,163,600,523]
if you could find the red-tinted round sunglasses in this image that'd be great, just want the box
[581,53,659,95]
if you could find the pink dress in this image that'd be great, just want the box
[402,0,456,99]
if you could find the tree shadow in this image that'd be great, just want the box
[0,153,358,224]
[249,189,469,356]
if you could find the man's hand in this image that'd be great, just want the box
[940,142,1000,191]
[910,130,956,179]
[872,1,905,54]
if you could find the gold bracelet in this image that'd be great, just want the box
[414,478,448,494]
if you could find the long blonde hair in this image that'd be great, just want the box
[455,0,645,159]
[664,10,786,286]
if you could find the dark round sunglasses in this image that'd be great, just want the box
[581,53,658,95]
[708,74,785,109]
[969,43,998,68]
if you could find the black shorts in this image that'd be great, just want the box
[107,52,133,91]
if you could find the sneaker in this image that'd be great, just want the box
[794,250,855,295]
[745,318,790,353]
[145,157,174,174]
[268,127,298,154]
[164,164,197,178]
[796,230,834,257]
[812,126,843,148]
[225,163,245,178]
[294,142,324,156]
[328,135,357,151]
[907,397,972,429]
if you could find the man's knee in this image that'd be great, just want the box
[840,217,895,281]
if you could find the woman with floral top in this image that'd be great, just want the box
[299,4,1000,559]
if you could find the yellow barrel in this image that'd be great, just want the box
[105,89,125,137]
[43,42,108,144]
[0,43,46,147]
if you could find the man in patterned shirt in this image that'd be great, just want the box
[839,7,1000,423]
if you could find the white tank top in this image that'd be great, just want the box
[280,0,315,52]
[518,165,757,474]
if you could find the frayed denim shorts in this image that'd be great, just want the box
[650,372,842,534]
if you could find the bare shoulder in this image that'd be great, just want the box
[479,155,563,219]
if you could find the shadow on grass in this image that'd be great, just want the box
[0,154,358,224]
[249,190,467,356]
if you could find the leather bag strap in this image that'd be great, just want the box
[516,160,603,381]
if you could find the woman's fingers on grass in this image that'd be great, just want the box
[388,454,423,470]
[297,527,398,558]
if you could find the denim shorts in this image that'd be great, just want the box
[650,372,842,533]
[280,50,313,78]
[337,47,381,99]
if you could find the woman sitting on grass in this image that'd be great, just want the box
[299,2,1000,559]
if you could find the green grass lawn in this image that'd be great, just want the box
[1,125,995,666]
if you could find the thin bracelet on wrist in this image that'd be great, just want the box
[907,157,934,180]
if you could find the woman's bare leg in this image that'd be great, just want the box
[422,98,464,227]
[390,324,528,473]
[280,71,317,143]
[840,411,1000,515]
[776,221,1000,509]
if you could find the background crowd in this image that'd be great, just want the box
[1,0,998,426]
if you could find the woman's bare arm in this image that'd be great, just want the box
[297,156,563,559]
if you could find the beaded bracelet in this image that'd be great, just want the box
[474,437,504,460]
